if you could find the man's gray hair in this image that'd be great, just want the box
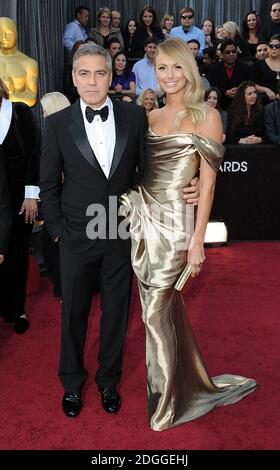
[72,44,112,73]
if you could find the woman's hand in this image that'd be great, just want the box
[19,198,38,224]
[239,135,262,144]
[188,243,206,277]
[0,255,4,264]
[114,84,123,93]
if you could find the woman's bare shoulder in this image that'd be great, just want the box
[197,108,223,144]
[148,108,162,127]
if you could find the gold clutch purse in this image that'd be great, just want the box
[174,263,193,291]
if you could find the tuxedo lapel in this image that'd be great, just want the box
[109,101,129,179]
[67,101,103,174]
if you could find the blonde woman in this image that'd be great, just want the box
[121,38,257,431]
[160,12,175,38]
[41,92,70,117]
[136,88,158,115]
[89,7,124,49]
[223,21,249,57]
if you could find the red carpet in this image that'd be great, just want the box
[0,242,280,450]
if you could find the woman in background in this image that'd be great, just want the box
[253,34,280,106]
[241,11,261,60]
[227,81,264,144]
[215,25,225,41]
[201,18,216,47]
[123,18,138,63]
[205,87,227,142]
[89,7,124,50]
[0,79,40,334]
[133,5,164,58]
[109,51,136,97]
[223,21,250,58]
[41,92,71,117]
[40,92,71,298]
[136,88,158,115]
[160,12,175,39]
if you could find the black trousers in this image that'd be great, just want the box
[58,238,133,393]
[40,225,61,296]
[0,214,33,319]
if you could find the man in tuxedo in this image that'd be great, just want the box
[40,44,199,418]
[0,147,12,265]
[40,43,148,418]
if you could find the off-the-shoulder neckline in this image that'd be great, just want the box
[148,127,199,138]
[148,127,222,147]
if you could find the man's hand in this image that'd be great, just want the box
[0,255,4,264]
[19,198,38,224]
[265,88,277,100]
[182,177,200,205]
[225,87,237,98]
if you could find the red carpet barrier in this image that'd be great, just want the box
[212,145,280,240]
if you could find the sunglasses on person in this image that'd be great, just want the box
[269,43,280,49]
[223,49,238,54]
[271,8,280,13]
[181,14,193,20]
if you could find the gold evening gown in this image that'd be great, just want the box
[120,129,257,431]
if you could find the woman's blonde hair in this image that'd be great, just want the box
[160,12,174,30]
[40,92,70,116]
[223,21,240,39]
[97,7,111,22]
[136,88,159,108]
[154,38,207,126]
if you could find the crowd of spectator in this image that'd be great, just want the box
[61,3,280,145]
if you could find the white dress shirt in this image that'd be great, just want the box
[0,98,39,199]
[80,97,116,179]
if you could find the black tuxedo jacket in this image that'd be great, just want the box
[207,61,252,109]
[0,147,12,255]
[40,99,148,253]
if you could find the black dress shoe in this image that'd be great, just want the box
[99,386,121,413]
[14,317,29,334]
[62,392,82,418]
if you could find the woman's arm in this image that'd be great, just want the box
[255,84,277,101]
[127,80,136,95]
[188,108,223,275]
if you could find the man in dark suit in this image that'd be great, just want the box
[40,44,199,418]
[207,39,251,109]
[0,147,12,265]
[264,100,280,144]
[40,43,148,418]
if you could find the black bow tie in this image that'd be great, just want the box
[85,105,109,123]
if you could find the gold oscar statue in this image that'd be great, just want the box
[0,17,38,107]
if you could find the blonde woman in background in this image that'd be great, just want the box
[160,12,175,38]
[136,88,158,115]
[120,38,257,431]
[223,21,250,58]
[89,7,124,49]
[41,92,70,118]
[40,92,70,298]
